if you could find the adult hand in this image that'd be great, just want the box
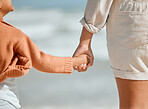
[72,43,94,72]
[73,27,94,72]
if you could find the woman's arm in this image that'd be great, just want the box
[73,27,94,71]
[79,26,93,47]
[73,0,113,72]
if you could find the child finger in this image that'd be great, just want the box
[78,69,82,72]
[78,67,84,72]
[81,67,87,72]
[83,68,87,72]
[74,66,78,69]
[79,64,84,69]
[79,68,87,72]
[77,67,87,72]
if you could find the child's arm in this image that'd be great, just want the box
[15,33,88,74]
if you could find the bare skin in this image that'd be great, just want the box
[115,77,148,109]
[73,26,148,109]
[73,27,94,72]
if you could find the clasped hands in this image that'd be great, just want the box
[72,44,94,72]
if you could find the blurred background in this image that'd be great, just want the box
[4,0,118,109]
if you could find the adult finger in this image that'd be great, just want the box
[74,66,79,70]
[77,68,87,72]
[77,65,87,72]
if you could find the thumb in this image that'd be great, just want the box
[72,51,79,57]
[72,49,82,57]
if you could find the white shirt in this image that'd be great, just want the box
[0,78,21,109]
[80,0,113,34]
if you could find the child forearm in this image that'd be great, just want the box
[15,33,73,74]
[14,32,88,75]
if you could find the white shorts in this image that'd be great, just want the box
[0,78,21,109]
[106,0,148,80]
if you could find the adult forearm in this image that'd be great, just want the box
[79,27,93,47]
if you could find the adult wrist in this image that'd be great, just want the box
[79,27,93,46]
[79,39,91,47]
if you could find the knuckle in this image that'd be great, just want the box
[74,68,77,70]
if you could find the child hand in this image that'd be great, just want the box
[72,54,90,72]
